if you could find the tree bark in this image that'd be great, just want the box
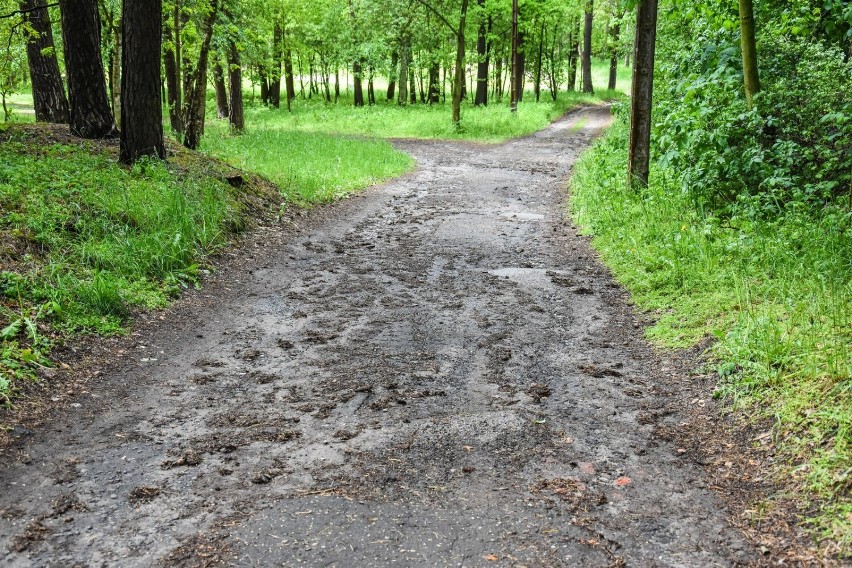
[283,31,296,108]
[474,0,488,106]
[534,22,544,102]
[428,61,440,104]
[738,0,760,104]
[608,23,620,90]
[269,22,282,108]
[183,0,217,150]
[516,31,525,102]
[213,58,229,118]
[409,64,417,104]
[119,0,165,164]
[567,18,579,91]
[510,0,518,111]
[367,67,375,105]
[582,0,594,94]
[451,0,469,126]
[59,0,116,138]
[398,37,410,106]
[387,51,398,100]
[227,39,244,132]
[163,20,182,131]
[628,0,658,188]
[20,0,69,123]
[110,24,121,126]
[353,59,364,106]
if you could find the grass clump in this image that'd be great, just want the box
[0,128,249,402]
[570,117,851,550]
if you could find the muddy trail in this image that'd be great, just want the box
[0,107,756,567]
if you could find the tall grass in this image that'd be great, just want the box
[0,136,244,401]
[571,119,852,550]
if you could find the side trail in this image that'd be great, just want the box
[0,107,755,566]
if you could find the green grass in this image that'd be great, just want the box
[570,118,852,552]
[199,123,414,204]
[0,129,250,403]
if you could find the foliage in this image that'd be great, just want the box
[572,113,851,551]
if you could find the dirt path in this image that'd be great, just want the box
[0,107,755,567]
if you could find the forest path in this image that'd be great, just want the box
[0,106,755,567]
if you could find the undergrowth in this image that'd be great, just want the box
[570,117,852,551]
[0,129,247,403]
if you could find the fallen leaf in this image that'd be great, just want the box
[483,554,499,561]
[614,476,632,487]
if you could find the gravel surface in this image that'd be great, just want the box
[0,107,756,567]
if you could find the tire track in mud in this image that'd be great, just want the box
[0,107,755,567]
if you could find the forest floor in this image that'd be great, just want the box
[0,107,825,566]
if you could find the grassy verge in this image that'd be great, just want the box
[570,117,851,551]
[0,125,278,404]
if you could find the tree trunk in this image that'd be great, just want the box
[474,0,488,106]
[163,21,182,131]
[20,0,69,123]
[213,58,229,118]
[582,1,594,94]
[228,39,244,132]
[494,48,502,99]
[387,51,398,100]
[534,22,544,102]
[284,34,296,107]
[183,0,217,150]
[335,69,340,102]
[608,23,620,90]
[628,0,658,188]
[398,38,410,106]
[111,25,121,125]
[259,67,269,105]
[353,59,364,106]
[451,0,469,126]
[738,0,760,104]
[409,65,417,104]
[367,67,375,105]
[510,0,518,111]
[58,0,116,138]
[516,31,525,102]
[567,18,579,91]
[269,22,282,108]
[428,61,440,104]
[119,0,165,163]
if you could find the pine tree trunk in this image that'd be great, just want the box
[183,0,217,150]
[213,59,229,118]
[59,0,116,138]
[628,0,658,188]
[228,40,245,132]
[119,0,165,164]
[582,1,594,94]
[451,0,468,126]
[20,0,69,123]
